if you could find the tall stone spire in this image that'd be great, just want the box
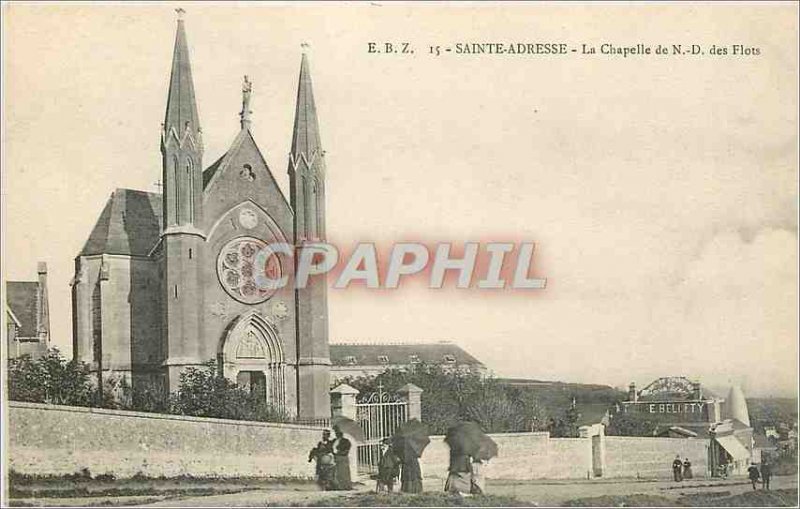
[161,9,204,229]
[289,48,326,241]
[159,9,206,392]
[163,9,201,143]
[288,47,330,419]
[290,51,323,163]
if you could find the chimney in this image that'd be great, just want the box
[691,381,702,400]
[628,382,638,402]
[36,262,50,343]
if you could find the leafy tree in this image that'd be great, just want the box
[605,410,660,437]
[464,381,528,432]
[7,349,95,406]
[502,385,551,431]
[339,363,549,434]
[548,404,581,438]
[8,352,289,423]
[171,361,289,422]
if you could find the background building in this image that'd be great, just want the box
[621,376,724,434]
[620,377,754,475]
[329,341,487,385]
[6,262,50,360]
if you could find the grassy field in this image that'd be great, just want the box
[7,472,315,507]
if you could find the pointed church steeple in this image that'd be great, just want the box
[161,10,203,229]
[290,51,323,165]
[159,10,206,392]
[289,49,326,242]
[288,48,331,419]
[163,9,201,148]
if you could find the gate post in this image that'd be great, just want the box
[330,384,361,483]
[398,383,423,421]
[330,384,359,420]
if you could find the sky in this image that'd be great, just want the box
[2,3,798,397]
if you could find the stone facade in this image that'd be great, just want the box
[71,17,331,418]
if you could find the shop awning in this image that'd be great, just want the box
[716,435,750,462]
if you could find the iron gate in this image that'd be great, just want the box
[355,385,409,475]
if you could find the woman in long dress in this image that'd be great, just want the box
[308,430,335,490]
[682,458,693,480]
[445,451,472,495]
[332,427,353,490]
[470,458,486,494]
[400,444,423,493]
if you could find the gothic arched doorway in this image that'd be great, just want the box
[218,311,286,410]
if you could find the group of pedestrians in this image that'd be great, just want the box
[748,460,773,490]
[308,426,489,496]
[672,453,774,491]
[308,430,424,494]
[307,427,353,491]
[375,437,424,493]
[671,455,693,481]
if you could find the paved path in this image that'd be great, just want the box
[14,475,795,506]
[488,475,798,506]
[138,475,797,507]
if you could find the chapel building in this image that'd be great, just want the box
[71,15,331,419]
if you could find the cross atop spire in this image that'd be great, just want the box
[175,7,185,20]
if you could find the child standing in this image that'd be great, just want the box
[376,438,400,493]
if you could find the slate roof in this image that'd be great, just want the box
[6,282,38,338]
[202,153,225,188]
[329,343,484,367]
[80,189,162,257]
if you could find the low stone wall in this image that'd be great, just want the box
[420,432,591,480]
[603,436,710,479]
[8,402,714,481]
[7,401,321,478]
[420,432,709,481]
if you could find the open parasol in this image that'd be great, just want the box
[391,418,431,461]
[331,415,365,442]
[444,421,485,457]
[476,433,499,461]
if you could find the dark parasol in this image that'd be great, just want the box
[477,433,499,460]
[331,415,365,442]
[444,421,486,457]
[391,418,431,461]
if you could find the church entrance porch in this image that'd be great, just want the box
[237,371,267,401]
[219,311,287,411]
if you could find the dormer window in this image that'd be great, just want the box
[378,355,389,364]
[409,354,420,364]
[443,354,456,364]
